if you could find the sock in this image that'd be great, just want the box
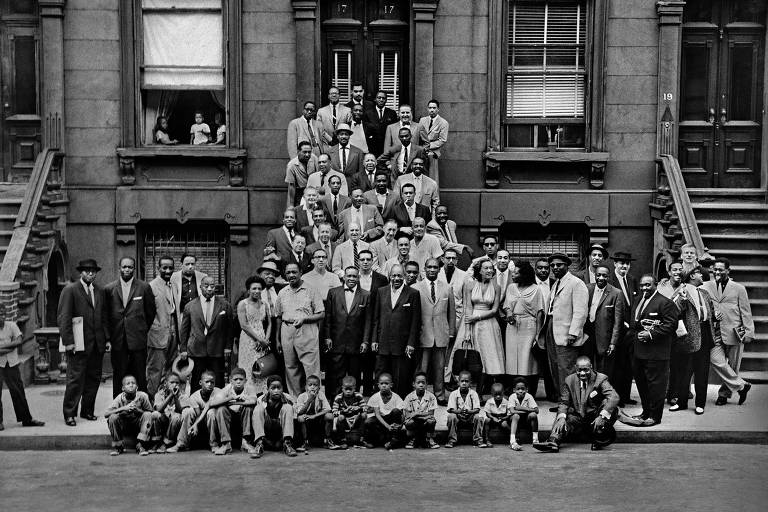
[532,432,539,443]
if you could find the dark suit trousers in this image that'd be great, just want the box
[668,349,690,403]
[111,348,148,397]
[327,352,361,401]
[545,318,579,396]
[532,344,557,401]
[63,347,103,419]
[0,363,32,423]
[680,323,713,409]
[375,354,412,398]
[632,357,669,423]
[190,356,225,392]
[611,330,634,402]
[551,410,617,447]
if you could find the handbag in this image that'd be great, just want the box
[452,332,483,377]
[252,349,279,378]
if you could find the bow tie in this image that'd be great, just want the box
[345,288,356,293]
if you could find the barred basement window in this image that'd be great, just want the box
[503,224,586,272]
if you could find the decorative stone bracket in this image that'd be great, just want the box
[116,147,248,187]
[483,151,611,189]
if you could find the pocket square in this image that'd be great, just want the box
[358,304,366,309]
[403,303,411,307]
[605,305,614,308]
[218,310,226,316]
[132,297,143,301]
[589,390,598,399]
[649,312,658,316]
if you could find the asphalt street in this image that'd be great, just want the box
[1,444,766,511]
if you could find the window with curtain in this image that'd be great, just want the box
[504,0,587,149]
[140,0,226,145]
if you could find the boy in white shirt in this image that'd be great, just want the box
[507,378,539,450]
[190,111,211,144]
[363,373,404,450]
[402,372,439,449]
[445,370,483,448]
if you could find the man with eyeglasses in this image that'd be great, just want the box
[472,235,499,268]
[301,248,342,301]
[287,101,324,158]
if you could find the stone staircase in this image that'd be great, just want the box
[690,190,768,383]
[0,185,26,267]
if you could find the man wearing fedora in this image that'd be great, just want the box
[259,260,286,376]
[540,253,589,411]
[609,251,640,407]
[58,258,109,426]
[576,243,610,285]
[328,123,365,183]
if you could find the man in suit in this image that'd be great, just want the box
[306,153,348,197]
[383,104,415,156]
[294,186,322,233]
[287,234,312,274]
[417,99,450,160]
[438,249,466,325]
[372,264,421,397]
[393,156,439,212]
[320,175,352,228]
[576,243,609,285]
[285,141,319,208]
[541,253,589,410]
[169,254,208,358]
[349,153,377,194]
[286,100,323,158]
[264,209,298,271]
[179,276,233,390]
[495,250,514,306]
[344,82,375,113]
[301,208,339,245]
[381,128,426,185]
[363,172,398,215]
[105,256,156,397]
[316,87,352,147]
[472,235,500,268]
[146,255,176,397]
[625,274,678,426]
[337,188,384,242]
[427,205,472,257]
[584,266,624,373]
[608,251,639,406]
[382,233,414,278]
[58,259,109,426]
[323,266,372,399]
[331,223,370,278]
[306,222,338,271]
[410,217,443,277]
[534,356,620,452]
[259,261,285,370]
[370,220,399,268]
[356,249,388,395]
[533,257,557,402]
[384,183,431,233]
[415,258,456,404]
[701,257,755,405]
[348,103,373,154]
[366,90,399,156]
[328,123,364,182]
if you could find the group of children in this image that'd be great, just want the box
[105,369,541,457]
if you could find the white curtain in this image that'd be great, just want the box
[143,90,179,144]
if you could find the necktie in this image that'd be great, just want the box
[122,282,130,307]
[635,297,647,321]
[332,105,337,127]
[431,281,436,302]
[367,171,374,185]
[88,285,95,308]
[333,196,338,215]
[428,118,433,132]
[288,229,295,241]
[548,280,560,315]
[324,244,332,269]
[589,289,600,322]
[622,276,629,298]
[353,241,359,269]
[378,108,383,121]
[341,146,347,173]
[320,173,326,187]
[307,119,317,147]
[204,298,212,332]
[402,146,408,172]
[265,290,275,317]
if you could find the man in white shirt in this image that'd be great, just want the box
[331,223,370,278]
[495,249,515,304]
[472,235,499,268]
[301,247,342,301]
[383,233,413,277]
[383,104,415,155]
[306,153,348,197]
[576,244,609,285]
[370,220,399,268]
[306,222,337,271]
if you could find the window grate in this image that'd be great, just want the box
[505,237,582,272]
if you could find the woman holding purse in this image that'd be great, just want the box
[237,276,272,395]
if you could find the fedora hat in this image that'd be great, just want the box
[75,258,101,272]
[548,252,572,266]
[335,123,353,135]
[611,251,636,262]
[588,243,609,259]
[257,260,280,275]
[171,355,195,382]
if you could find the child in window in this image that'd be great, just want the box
[190,111,211,145]
[214,112,226,145]
[154,116,178,145]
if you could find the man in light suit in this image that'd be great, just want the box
[495,250,514,306]
[323,266,372,399]
[349,153,377,194]
[382,104,416,156]
[306,153,348,197]
[608,251,639,406]
[370,219,399,268]
[438,249,466,325]
[179,276,233,390]
[584,266,625,374]
[540,253,589,409]
[701,257,755,405]
[146,255,176,397]
[170,254,208,346]
[58,258,109,426]
[331,223,370,278]
[337,189,384,242]
[348,103,373,154]
[381,128,427,185]
[316,87,352,147]
[286,101,324,158]
[371,264,422,397]
[384,183,431,232]
[366,90,399,156]
[415,258,456,403]
[264,209,299,272]
[363,172,398,215]
[417,99,449,186]
[427,205,472,257]
[575,244,609,285]
[105,256,156,397]
[393,156,439,212]
[328,123,365,182]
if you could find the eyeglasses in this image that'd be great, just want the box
[483,243,496,247]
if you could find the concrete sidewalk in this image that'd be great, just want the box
[1,381,767,449]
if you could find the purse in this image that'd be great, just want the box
[253,349,279,378]
[452,333,483,377]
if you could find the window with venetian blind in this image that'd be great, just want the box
[504,0,587,149]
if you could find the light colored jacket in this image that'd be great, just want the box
[543,271,589,347]
[415,278,456,348]
[417,115,449,158]
[148,276,175,349]
[701,279,755,345]
[170,270,208,325]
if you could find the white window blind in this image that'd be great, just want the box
[142,0,224,90]
[378,50,400,109]
[506,1,585,118]
[332,49,352,103]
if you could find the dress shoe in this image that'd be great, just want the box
[80,414,98,421]
[250,439,264,459]
[532,441,559,453]
[590,443,602,451]
[214,442,232,456]
[669,404,687,412]
[695,407,705,415]
[65,417,77,427]
[639,418,657,427]
[715,396,728,406]
[623,398,638,405]
[22,419,45,427]
[738,383,751,405]
[109,446,124,456]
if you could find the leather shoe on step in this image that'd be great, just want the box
[738,383,751,405]
[65,417,77,427]
[80,414,98,421]
[715,396,727,406]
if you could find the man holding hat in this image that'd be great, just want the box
[609,251,640,406]
[259,259,286,376]
[540,253,589,410]
[58,258,109,426]
[576,243,609,285]
[329,122,364,181]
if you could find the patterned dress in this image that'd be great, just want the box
[238,299,269,394]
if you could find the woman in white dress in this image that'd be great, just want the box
[236,276,272,395]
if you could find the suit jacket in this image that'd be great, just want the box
[393,173,439,211]
[629,291,678,360]
[385,143,427,185]
[286,116,324,158]
[169,270,208,325]
[363,188,399,215]
[265,227,296,266]
[179,296,234,358]
[306,240,339,269]
[57,280,108,353]
[426,219,467,254]
[545,272,589,347]
[558,370,620,419]
[320,194,352,228]
[575,267,596,286]
[323,285,372,353]
[369,236,398,268]
[148,276,176,349]
[586,283,624,354]
[328,143,365,179]
[438,267,467,322]
[294,205,320,232]
[288,250,313,274]
[345,99,376,112]
[336,204,384,241]
[105,278,156,352]
[372,285,421,355]
[414,279,456,348]
[417,115,449,158]
[349,169,376,194]
[701,279,755,345]
[384,202,431,229]
[383,122,416,155]
[365,106,399,156]
[368,272,389,294]
[301,226,339,246]
[609,271,639,328]
[316,103,352,145]
[331,239,371,277]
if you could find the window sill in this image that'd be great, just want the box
[483,151,610,189]
[116,146,247,186]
